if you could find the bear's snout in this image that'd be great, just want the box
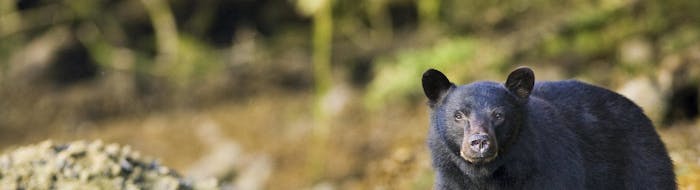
[460,133,497,164]
[468,134,490,153]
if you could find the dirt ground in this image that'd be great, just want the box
[0,92,698,189]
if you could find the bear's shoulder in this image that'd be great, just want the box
[532,80,641,112]
[528,79,649,135]
[533,80,599,96]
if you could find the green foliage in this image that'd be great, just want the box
[660,26,700,54]
[63,0,99,18]
[169,35,225,84]
[417,0,440,26]
[364,37,477,109]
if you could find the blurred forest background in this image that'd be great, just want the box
[1,0,700,189]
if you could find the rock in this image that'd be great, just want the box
[619,37,653,66]
[0,140,219,190]
[617,77,666,125]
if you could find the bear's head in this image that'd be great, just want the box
[422,67,534,165]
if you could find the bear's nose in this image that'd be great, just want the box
[468,134,490,154]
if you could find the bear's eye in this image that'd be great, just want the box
[454,112,464,121]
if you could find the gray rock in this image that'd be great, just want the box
[0,140,219,190]
[617,77,666,125]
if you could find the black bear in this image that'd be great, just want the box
[422,67,676,189]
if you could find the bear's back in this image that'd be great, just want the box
[530,80,676,189]
[531,80,643,118]
[530,80,653,134]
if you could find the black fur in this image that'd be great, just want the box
[421,67,676,190]
[422,69,455,108]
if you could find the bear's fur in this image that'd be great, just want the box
[422,67,675,189]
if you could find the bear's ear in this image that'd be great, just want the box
[505,67,535,99]
[422,69,454,107]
